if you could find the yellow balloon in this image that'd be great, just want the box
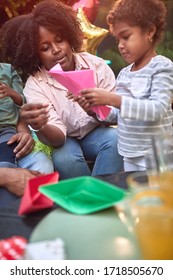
[77,7,109,55]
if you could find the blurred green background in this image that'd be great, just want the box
[0,0,173,76]
[94,0,173,76]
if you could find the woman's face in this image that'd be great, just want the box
[38,26,75,71]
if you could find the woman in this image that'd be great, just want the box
[0,0,123,179]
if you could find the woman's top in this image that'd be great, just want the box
[23,52,116,139]
[0,63,25,128]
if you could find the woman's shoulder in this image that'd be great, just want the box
[76,52,108,66]
[26,68,47,82]
[76,52,115,79]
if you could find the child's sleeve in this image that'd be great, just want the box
[11,65,26,104]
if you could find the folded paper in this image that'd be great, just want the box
[18,172,59,215]
[49,64,111,120]
[39,176,125,215]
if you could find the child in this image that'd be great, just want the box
[81,0,173,172]
[0,62,25,166]
[0,63,54,174]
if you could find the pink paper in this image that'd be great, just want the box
[18,172,59,215]
[49,64,111,120]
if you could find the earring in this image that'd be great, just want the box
[72,47,75,52]
[37,65,42,71]
[149,37,153,42]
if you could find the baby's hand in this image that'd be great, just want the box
[0,82,13,98]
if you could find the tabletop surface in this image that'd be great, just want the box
[30,206,141,260]
[0,172,143,259]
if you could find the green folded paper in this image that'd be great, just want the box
[39,176,126,215]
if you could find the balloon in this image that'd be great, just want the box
[73,0,100,23]
[77,7,109,55]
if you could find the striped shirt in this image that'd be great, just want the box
[109,55,173,158]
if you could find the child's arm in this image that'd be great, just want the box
[10,65,25,106]
[80,88,122,108]
[0,82,23,105]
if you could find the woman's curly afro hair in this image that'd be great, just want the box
[0,0,83,81]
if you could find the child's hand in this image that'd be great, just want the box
[81,88,121,108]
[0,82,13,98]
[80,88,110,106]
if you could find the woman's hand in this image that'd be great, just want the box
[20,103,49,131]
[7,132,35,158]
[66,91,92,113]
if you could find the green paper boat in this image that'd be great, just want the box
[39,176,126,215]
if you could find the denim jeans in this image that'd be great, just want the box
[17,151,54,173]
[0,151,54,173]
[0,127,17,165]
[52,126,123,180]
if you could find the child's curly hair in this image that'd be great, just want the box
[0,0,83,81]
[107,0,167,45]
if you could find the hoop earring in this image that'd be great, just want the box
[37,65,42,71]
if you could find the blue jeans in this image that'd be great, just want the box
[52,126,123,180]
[17,151,54,173]
[0,151,54,173]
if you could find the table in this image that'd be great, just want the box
[0,200,55,240]
[30,206,141,260]
[0,172,134,243]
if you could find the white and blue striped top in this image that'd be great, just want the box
[108,55,173,158]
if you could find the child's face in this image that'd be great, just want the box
[112,22,155,69]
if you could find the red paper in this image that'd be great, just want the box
[18,172,59,215]
[49,64,111,120]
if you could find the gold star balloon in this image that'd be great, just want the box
[77,7,109,55]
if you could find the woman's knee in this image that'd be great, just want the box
[52,149,82,168]
[18,151,54,173]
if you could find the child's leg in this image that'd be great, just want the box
[0,128,17,167]
[0,141,17,166]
